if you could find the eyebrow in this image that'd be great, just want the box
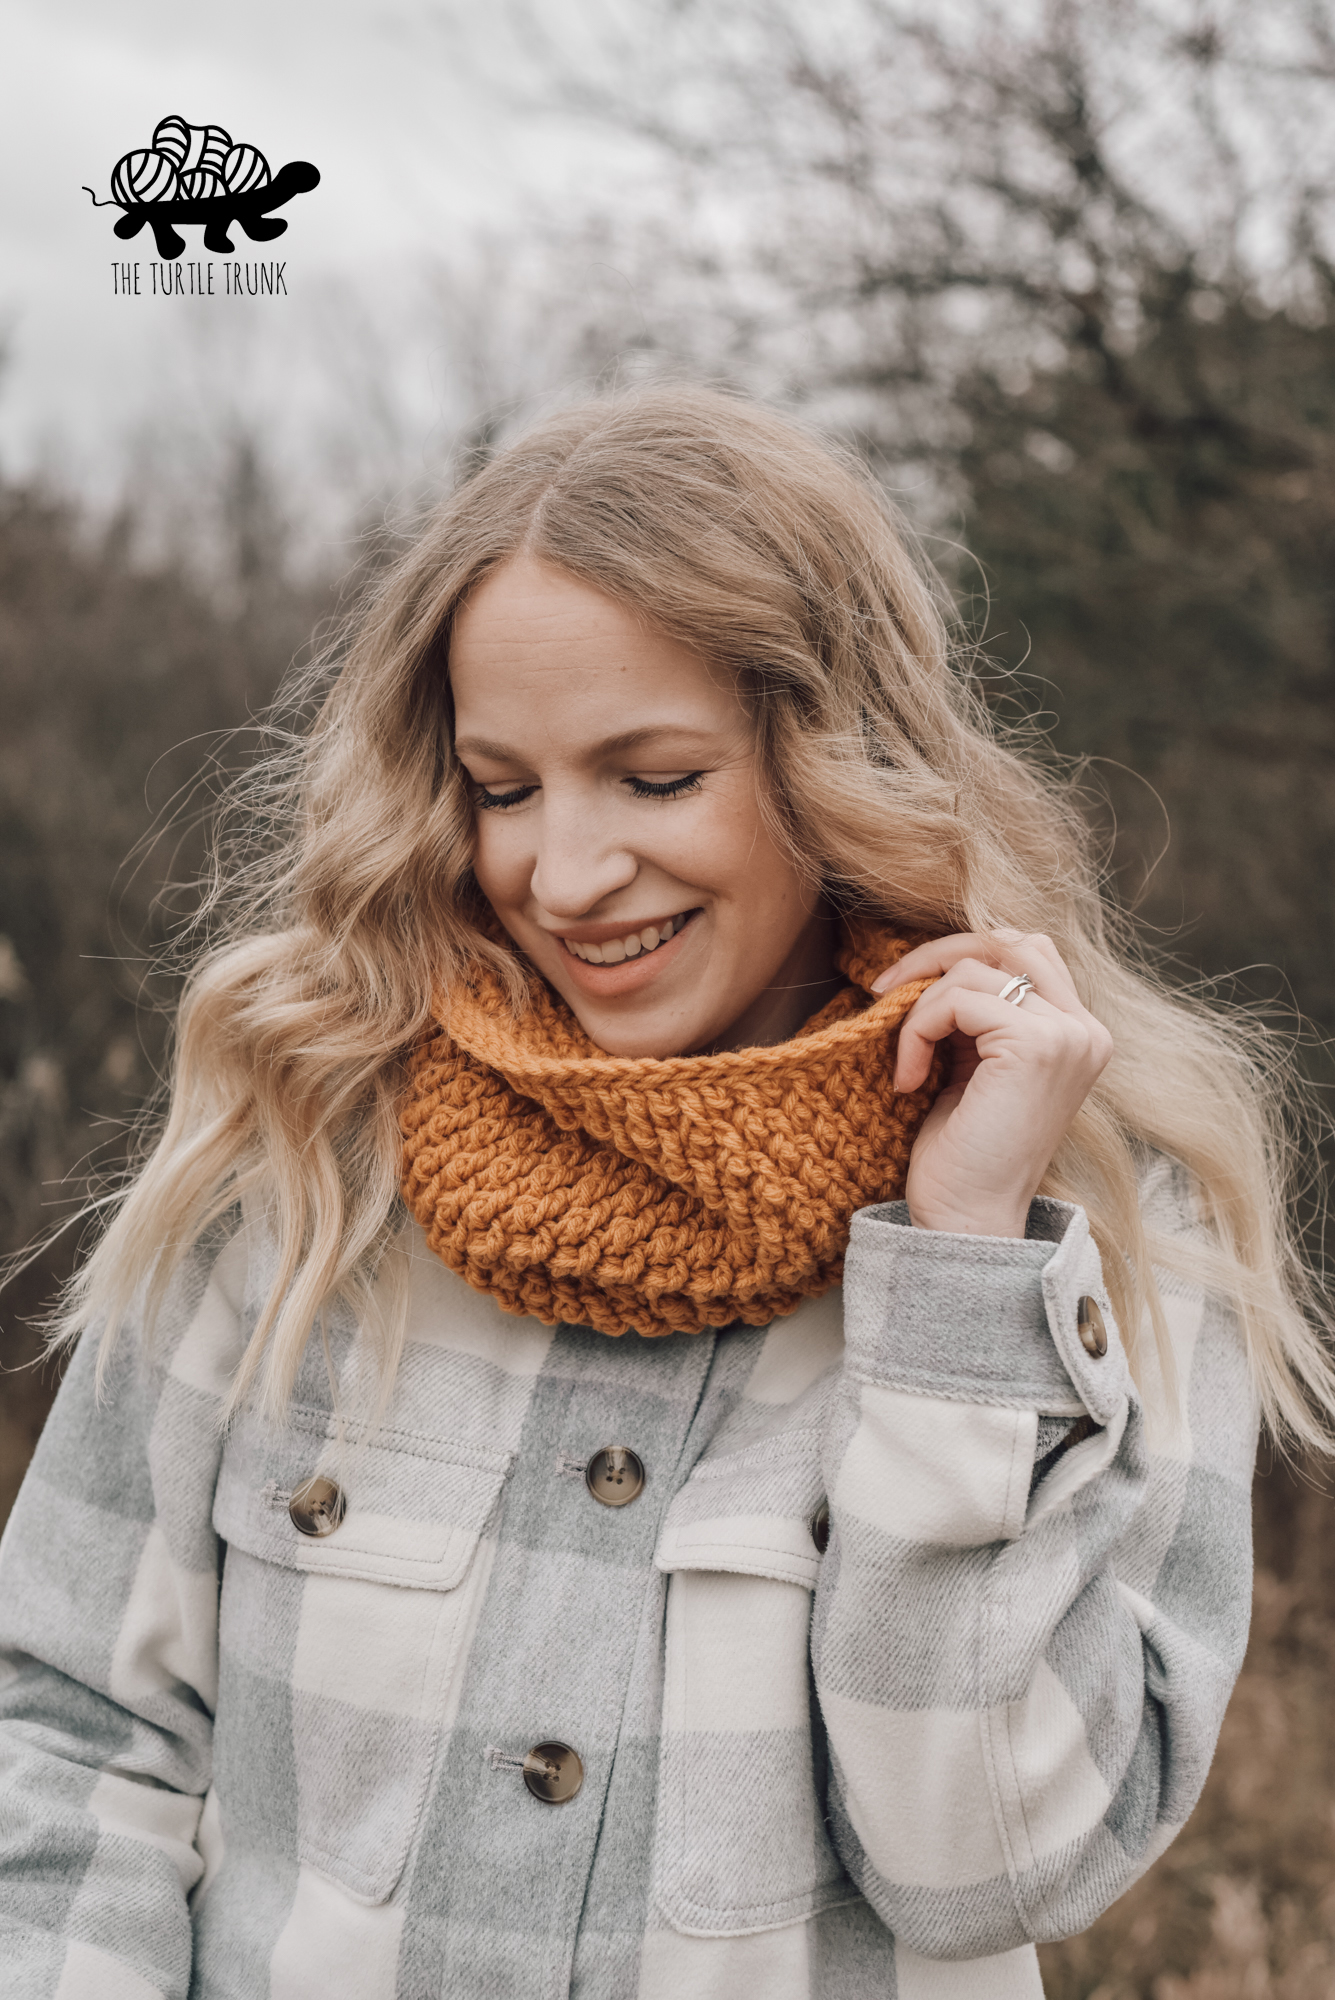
[453,724,721,762]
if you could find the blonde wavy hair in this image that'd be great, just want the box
[57,384,1335,1447]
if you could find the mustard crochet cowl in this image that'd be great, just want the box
[399,918,941,1337]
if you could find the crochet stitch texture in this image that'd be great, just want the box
[399,919,941,1336]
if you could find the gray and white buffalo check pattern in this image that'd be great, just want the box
[0,1158,1257,1997]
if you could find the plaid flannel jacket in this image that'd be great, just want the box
[0,1159,1257,1999]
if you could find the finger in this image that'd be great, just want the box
[893,983,1065,1092]
[875,931,1068,994]
[990,932,1083,1011]
[896,954,1062,1019]
[875,929,1082,1012]
[893,957,1033,1015]
[872,935,975,993]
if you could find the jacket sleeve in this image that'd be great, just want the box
[813,1161,1258,1957]
[0,1223,248,2000]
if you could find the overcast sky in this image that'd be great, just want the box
[9,0,1330,538]
[0,0,633,510]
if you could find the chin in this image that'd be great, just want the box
[573,1018,695,1061]
[561,996,705,1062]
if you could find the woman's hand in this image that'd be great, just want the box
[873,930,1113,1238]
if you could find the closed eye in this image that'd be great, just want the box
[624,772,704,800]
[473,771,705,809]
[474,783,538,811]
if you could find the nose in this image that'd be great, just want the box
[528,793,638,917]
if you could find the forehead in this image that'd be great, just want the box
[449,556,745,745]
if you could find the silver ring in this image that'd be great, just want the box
[998,972,1034,1007]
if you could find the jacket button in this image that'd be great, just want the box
[810,1500,831,1554]
[289,1476,346,1538]
[585,1446,645,1507]
[1077,1296,1108,1358]
[522,1741,584,1804]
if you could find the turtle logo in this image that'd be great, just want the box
[85,116,319,261]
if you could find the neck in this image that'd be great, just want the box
[691,906,843,1054]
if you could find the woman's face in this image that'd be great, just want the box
[449,556,838,1058]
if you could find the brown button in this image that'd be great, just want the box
[811,1499,831,1555]
[288,1476,346,1538]
[585,1446,645,1508]
[522,1741,584,1804]
[1077,1296,1108,1359]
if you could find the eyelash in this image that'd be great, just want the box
[625,772,704,800]
[474,772,704,810]
[474,784,537,811]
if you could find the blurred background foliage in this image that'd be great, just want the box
[3,2,1335,1992]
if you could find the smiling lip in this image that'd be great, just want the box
[550,910,701,997]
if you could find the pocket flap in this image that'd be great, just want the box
[654,1429,826,1589]
[214,1404,512,1591]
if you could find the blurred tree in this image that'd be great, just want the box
[959,288,1335,1026]
[0,455,329,1522]
[492,0,1335,1021]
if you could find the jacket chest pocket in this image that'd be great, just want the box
[652,1429,854,1937]
[212,1407,511,1905]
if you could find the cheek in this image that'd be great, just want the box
[666,784,767,885]
[469,818,526,906]
[687,793,801,911]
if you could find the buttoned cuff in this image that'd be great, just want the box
[842,1197,1131,1424]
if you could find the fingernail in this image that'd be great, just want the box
[871,969,895,994]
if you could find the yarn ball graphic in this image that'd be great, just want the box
[111,148,180,206]
[151,114,192,163]
[87,114,317,259]
[222,142,271,193]
[153,115,231,177]
[179,167,226,201]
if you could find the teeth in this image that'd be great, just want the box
[565,913,690,964]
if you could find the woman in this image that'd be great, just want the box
[0,386,1329,2000]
